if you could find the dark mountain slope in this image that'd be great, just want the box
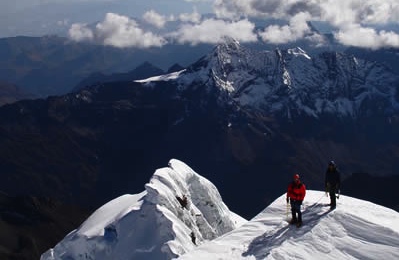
[0,81,36,106]
[0,192,89,260]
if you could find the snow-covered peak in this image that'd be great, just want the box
[132,39,398,119]
[217,36,241,52]
[179,38,269,94]
[178,190,399,259]
[41,159,245,260]
[176,40,399,118]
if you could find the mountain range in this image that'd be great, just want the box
[0,39,399,259]
[0,35,212,98]
[0,23,379,100]
[41,159,399,260]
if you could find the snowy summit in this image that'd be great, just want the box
[42,160,399,260]
[41,159,245,260]
[179,190,399,259]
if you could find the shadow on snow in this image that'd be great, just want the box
[242,203,331,259]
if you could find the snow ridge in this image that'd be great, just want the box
[41,159,245,260]
[179,190,399,260]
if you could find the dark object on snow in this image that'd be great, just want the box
[325,161,341,210]
[190,231,196,245]
[176,195,188,209]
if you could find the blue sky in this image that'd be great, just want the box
[1,0,399,49]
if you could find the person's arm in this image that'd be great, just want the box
[299,184,306,201]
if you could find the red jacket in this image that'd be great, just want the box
[287,181,306,201]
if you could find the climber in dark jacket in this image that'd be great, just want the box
[325,161,341,210]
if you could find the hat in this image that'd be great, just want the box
[294,173,300,180]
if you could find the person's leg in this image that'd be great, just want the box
[290,200,297,223]
[296,204,302,223]
[295,202,302,227]
[329,190,336,209]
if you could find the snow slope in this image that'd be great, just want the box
[178,190,399,260]
[41,159,399,260]
[41,159,246,260]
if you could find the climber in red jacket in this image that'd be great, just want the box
[286,173,306,227]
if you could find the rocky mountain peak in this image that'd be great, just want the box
[179,40,399,119]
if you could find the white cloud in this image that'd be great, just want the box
[259,12,312,44]
[213,0,399,23]
[213,0,399,48]
[96,13,166,48]
[171,18,257,45]
[142,8,202,26]
[142,10,168,28]
[66,1,399,49]
[179,9,202,23]
[68,23,94,41]
[319,0,399,26]
[213,0,288,19]
[335,24,399,49]
[68,13,166,48]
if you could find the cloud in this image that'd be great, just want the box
[213,0,285,19]
[213,0,399,23]
[66,1,399,49]
[142,10,169,28]
[171,18,257,45]
[68,23,94,41]
[213,0,399,48]
[259,12,312,44]
[335,24,399,49]
[179,9,202,23]
[319,0,399,26]
[96,13,166,48]
[142,8,202,25]
[68,13,166,48]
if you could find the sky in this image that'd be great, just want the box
[41,159,399,259]
[2,0,399,49]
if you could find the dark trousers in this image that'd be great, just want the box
[290,200,302,222]
[329,190,336,207]
[328,184,338,207]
